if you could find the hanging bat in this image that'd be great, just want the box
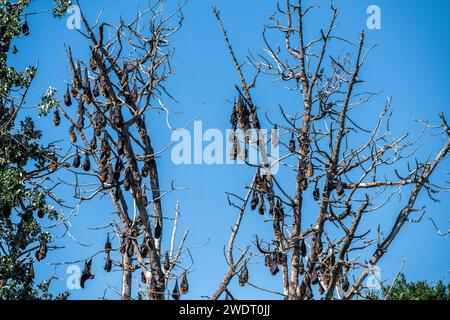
[123,170,131,191]
[90,136,97,150]
[120,62,128,86]
[307,161,314,177]
[92,81,100,98]
[69,125,77,143]
[82,154,91,171]
[163,251,170,271]
[313,184,320,201]
[35,242,47,261]
[117,138,124,156]
[101,133,111,154]
[300,239,307,257]
[28,262,35,279]
[104,252,112,272]
[141,163,149,178]
[341,275,349,292]
[1,203,11,219]
[172,280,180,300]
[154,221,162,239]
[75,61,82,90]
[180,272,189,294]
[82,68,92,104]
[250,190,259,210]
[311,267,319,285]
[264,254,271,267]
[288,132,296,153]
[76,115,84,130]
[80,259,95,288]
[269,257,279,276]
[140,239,149,258]
[230,102,238,128]
[104,234,111,253]
[239,263,249,286]
[37,209,44,219]
[251,110,260,130]
[336,179,344,196]
[72,150,81,168]
[22,19,29,36]
[107,167,114,185]
[131,86,138,103]
[315,240,323,256]
[299,258,305,275]
[273,216,282,240]
[258,195,265,215]
[229,136,239,160]
[90,55,97,71]
[71,83,78,98]
[275,199,285,219]
[64,86,72,106]
[276,251,287,266]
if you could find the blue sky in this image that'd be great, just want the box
[10,0,450,299]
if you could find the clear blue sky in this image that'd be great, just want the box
[10,0,450,299]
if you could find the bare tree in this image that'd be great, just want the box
[52,0,190,300]
[212,1,450,300]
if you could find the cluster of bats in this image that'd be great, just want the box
[229,95,261,161]
[54,54,189,296]
[228,92,351,298]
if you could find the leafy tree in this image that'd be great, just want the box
[0,0,71,300]
[381,274,449,300]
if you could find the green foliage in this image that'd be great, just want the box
[38,87,58,116]
[0,0,70,97]
[373,274,450,300]
[0,0,70,300]
[52,0,72,17]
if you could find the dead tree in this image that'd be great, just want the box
[212,2,450,300]
[53,1,190,300]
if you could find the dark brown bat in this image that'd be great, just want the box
[180,272,189,294]
[35,242,47,261]
[28,262,35,279]
[22,20,29,36]
[250,190,259,210]
[239,263,249,286]
[80,259,95,288]
[104,234,111,253]
[69,125,77,143]
[154,221,162,239]
[300,239,307,257]
[104,253,112,273]
[289,133,296,153]
[336,179,344,196]
[172,280,180,300]
[64,86,72,106]
[313,184,320,201]
[258,195,265,215]
[72,150,81,168]
[53,110,60,126]
[269,257,279,276]
[82,154,91,171]
[163,251,170,270]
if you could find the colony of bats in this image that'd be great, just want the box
[47,4,189,299]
